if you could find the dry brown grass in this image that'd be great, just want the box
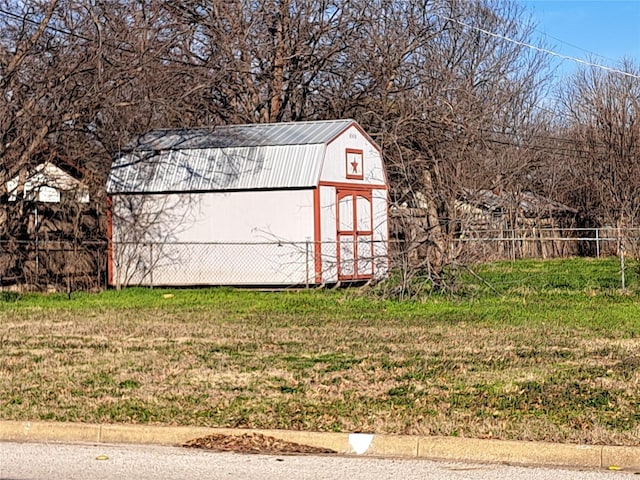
[1,286,640,445]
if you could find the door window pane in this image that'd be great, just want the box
[339,195,353,231]
[339,235,355,276]
[356,195,372,232]
[357,235,373,275]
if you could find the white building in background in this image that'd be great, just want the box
[106,119,389,287]
[7,161,89,204]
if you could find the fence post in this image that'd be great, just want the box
[620,244,626,291]
[511,228,516,262]
[149,243,154,289]
[595,228,600,258]
[34,206,39,281]
[305,240,310,288]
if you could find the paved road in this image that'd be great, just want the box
[0,441,631,480]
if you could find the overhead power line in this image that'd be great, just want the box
[1,3,635,157]
[435,13,640,80]
[3,5,636,79]
[0,7,202,69]
[0,7,92,44]
[535,29,619,65]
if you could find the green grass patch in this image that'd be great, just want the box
[460,256,637,295]
[2,257,640,445]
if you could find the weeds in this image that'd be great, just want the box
[1,258,640,445]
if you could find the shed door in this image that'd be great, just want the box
[337,190,373,280]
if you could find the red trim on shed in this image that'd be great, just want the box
[318,180,387,190]
[324,122,388,187]
[345,148,364,180]
[106,196,114,287]
[336,189,374,281]
[325,121,382,156]
[313,187,323,284]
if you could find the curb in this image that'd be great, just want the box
[0,420,639,470]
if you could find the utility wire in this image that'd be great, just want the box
[0,7,204,68]
[1,4,636,159]
[0,7,95,45]
[430,123,635,158]
[3,6,637,79]
[534,29,620,65]
[435,13,640,80]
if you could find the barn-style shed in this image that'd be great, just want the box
[106,119,388,287]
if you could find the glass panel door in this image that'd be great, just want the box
[337,190,373,280]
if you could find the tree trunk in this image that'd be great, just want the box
[422,168,447,274]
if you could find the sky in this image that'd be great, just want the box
[517,0,640,79]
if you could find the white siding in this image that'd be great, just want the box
[7,162,89,203]
[111,190,315,286]
[320,125,386,186]
[319,185,338,282]
[315,126,388,283]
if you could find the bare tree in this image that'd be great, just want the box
[558,60,640,229]
[0,0,554,293]
[160,0,357,123]
[317,0,550,290]
[0,0,224,289]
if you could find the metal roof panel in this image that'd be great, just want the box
[106,144,326,193]
[107,120,357,194]
[127,119,354,151]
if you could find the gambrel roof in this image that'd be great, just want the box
[106,119,365,194]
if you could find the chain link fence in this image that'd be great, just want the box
[111,239,391,288]
[111,240,319,288]
[0,239,108,292]
[453,227,639,262]
[1,227,639,292]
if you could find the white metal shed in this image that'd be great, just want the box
[106,119,388,287]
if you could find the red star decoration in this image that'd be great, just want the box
[351,160,359,173]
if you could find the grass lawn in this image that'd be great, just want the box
[1,257,640,445]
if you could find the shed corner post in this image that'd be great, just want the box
[313,186,323,285]
[106,195,114,289]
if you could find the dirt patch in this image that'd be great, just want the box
[183,433,337,455]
